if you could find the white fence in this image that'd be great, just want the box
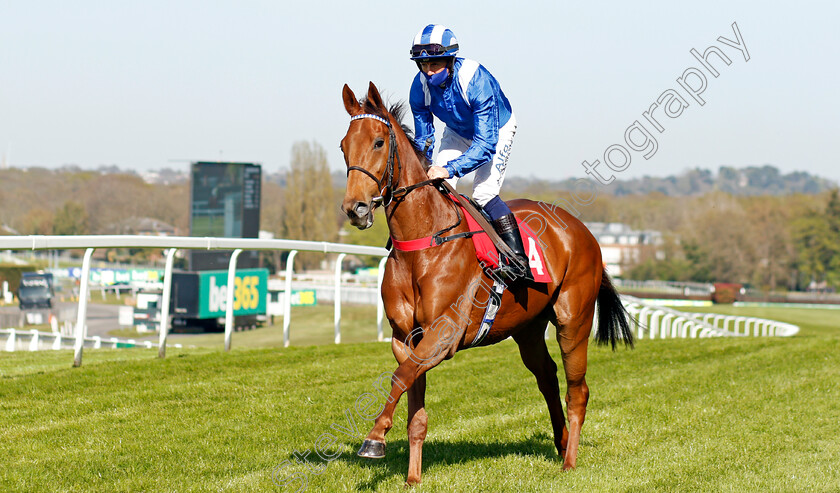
[619,296,799,339]
[0,327,181,351]
[0,235,388,366]
[1,235,799,366]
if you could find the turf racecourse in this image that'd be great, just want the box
[1,306,839,492]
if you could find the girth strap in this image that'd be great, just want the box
[390,229,479,252]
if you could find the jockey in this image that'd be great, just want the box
[408,23,528,279]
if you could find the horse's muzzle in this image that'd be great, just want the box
[343,200,374,229]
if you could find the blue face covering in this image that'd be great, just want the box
[427,67,449,86]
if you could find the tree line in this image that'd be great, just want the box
[0,142,341,271]
[521,187,840,291]
[501,165,834,198]
[3,145,838,291]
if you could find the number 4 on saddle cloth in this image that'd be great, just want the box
[389,193,553,285]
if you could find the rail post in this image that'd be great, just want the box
[158,248,177,358]
[626,306,640,339]
[73,248,94,367]
[283,250,297,348]
[376,256,387,341]
[52,333,62,350]
[660,313,674,338]
[29,329,39,351]
[650,311,662,339]
[334,253,346,344]
[224,249,243,352]
[5,329,16,352]
[638,307,652,339]
[673,316,686,338]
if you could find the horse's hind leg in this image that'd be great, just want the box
[512,318,569,458]
[551,307,593,470]
[559,335,590,470]
[552,286,596,470]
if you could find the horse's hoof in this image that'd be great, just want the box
[357,439,386,459]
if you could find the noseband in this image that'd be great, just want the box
[346,113,402,207]
[344,112,470,248]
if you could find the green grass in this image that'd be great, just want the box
[680,304,840,337]
[166,303,382,348]
[90,291,134,306]
[1,306,839,492]
[106,327,157,338]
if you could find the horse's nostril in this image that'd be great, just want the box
[354,202,369,216]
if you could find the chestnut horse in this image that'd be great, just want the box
[340,82,632,486]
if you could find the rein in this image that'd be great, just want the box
[390,193,480,251]
[345,113,524,264]
[347,113,467,249]
[347,113,440,205]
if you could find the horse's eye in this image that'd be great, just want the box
[373,138,385,149]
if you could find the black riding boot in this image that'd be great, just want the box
[491,213,532,281]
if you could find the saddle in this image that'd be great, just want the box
[453,195,552,284]
[388,185,552,284]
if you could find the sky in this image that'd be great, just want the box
[1,1,839,182]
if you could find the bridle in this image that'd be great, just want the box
[344,112,471,249]
[345,113,437,208]
[345,113,402,208]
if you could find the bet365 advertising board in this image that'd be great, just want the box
[196,268,268,319]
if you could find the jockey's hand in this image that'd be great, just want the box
[427,166,450,180]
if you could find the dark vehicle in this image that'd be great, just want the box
[18,272,55,310]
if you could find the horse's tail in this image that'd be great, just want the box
[595,269,635,350]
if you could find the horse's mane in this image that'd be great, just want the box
[361,98,430,168]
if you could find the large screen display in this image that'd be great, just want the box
[190,162,260,238]
[189,162,261,271]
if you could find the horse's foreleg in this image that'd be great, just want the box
[358,335,446,461]
[405,373,427,486]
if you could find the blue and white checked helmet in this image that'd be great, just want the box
[409,24,459,60]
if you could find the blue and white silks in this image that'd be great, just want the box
[409,58,514,180]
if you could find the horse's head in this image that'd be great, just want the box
[340,82,395,230]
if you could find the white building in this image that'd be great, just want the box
[585,222,664,276]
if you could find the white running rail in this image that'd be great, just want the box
[0,235,388,366]
[1,328,182,351]
[1,236,800,366]
[618,295,799,338]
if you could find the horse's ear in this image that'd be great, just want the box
[366,82,385,111]
[342,84,361,116]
